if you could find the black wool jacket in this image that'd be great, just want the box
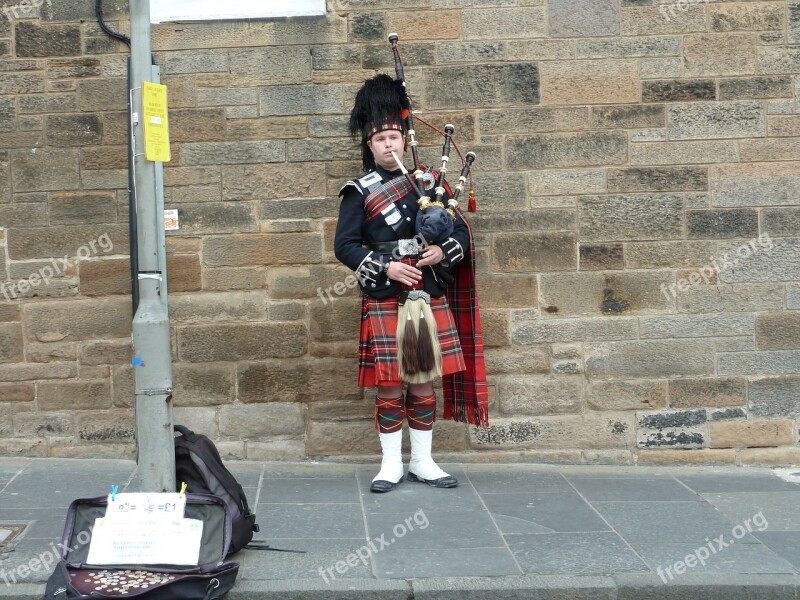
[334,165,471,300]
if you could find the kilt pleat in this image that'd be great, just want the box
[358,295,465,388]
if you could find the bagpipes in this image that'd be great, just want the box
[387,33,479,383]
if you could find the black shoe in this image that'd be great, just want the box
[407,471,458,488]
[370,476,403,493]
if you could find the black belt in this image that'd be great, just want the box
[368,239,421,256]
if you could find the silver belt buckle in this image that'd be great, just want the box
[398,238,420,256]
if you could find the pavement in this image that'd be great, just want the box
[1,458,800,599]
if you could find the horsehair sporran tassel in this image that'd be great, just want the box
[416,303,441,377]
[416,309,435,373]
[397,299,420,376]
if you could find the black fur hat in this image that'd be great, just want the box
[348,74,408,171]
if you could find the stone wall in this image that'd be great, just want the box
[0,0,798,465]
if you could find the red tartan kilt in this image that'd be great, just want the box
[357,294,466,387]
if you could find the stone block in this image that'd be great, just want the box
[76,78,127,112]
[621,5,705,35]
[578,36,679,59]
[682,33,757,77]
[687,208,759,240]
[24,297,130,342]
[163,49,228,74]
[710,407,747,421]
[739,447,800,466]
[470,413,635,450]
[719,76,792,100]
[549,0,620,37]
[223,163,326,202]
[497,375,583,416]
[202,233,322,267]
[512,315,638,344]
[540,60,638,105]
[479,107,589,135]
[669,377,746,409]
[608,167,707,193]
[668,101,764,140]
[79,340,132,366]
[471,210,575,234]
[226,116,307,141]
[238,358,361,403]
[15,22,80,57]
[679,283,784,314]
[492,232,576,273]
[49,191,117,225]
[348,12,384,42]
[624,241,719,269]
[463,7,545,40]
[14,412,73,438]
[579,243,624,271]
[0,323,22,363]
[26,341,77,363]
[389,9,460,39]
[269,265,355,300]
[527,168,605,196]
[508,131,626,170]
[46,57,101,80]
[168,108,226,143]
[307,115,349,139]
[739,137,800,162]
[476,274,536,308]
[637,409,707,449]
[710,420,794,449]
[311,45,361,71]
[586,340,715,379]
[437,41,505,64]
[540,271,673,317]
[10,148,80,193]
[718,236,800,283]
[18,93,78,115]
[229,47,311,87]
[484,347,549,376]
[421,63,539,110]
[587,380,667,411]
[0,203,47,227]
[463,172,527,212]
[75,410,135,442]
[640,314,754,339]
[8,223,127,262]
[165,167,221,188]
[42,0,126,21]
[180,141,284,166]
[0,362,77,382]
[38,380,111,411]
[415,111,476,146]
[482,309,510,348]
[711,162,800,207]
[642,79,718,104]
[578,194,683,242]
[636,448,735,466]
[286,139,361,163]
[762,208,800,237]
[168,254,202,293]
[168,202,258,235]
[362,42,434,69]
[0,384,34,402]
[269,301,307,322]
[259,84,343,117]
[791,0,800,44]
[756,312,800,351]
[169,291,266,324]
[307,420,379,456]
[709,3,783,32]
[219,403,304,439]
[719,350,800,377]
[631,140,738,165]
[202,267,265,292]
[309,297,360,343]
[178,322,307,362]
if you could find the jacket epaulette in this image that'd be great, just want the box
[338,170,384,199]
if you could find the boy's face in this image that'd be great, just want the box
[368,130,405,170]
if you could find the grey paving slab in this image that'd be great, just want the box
[567,477,700,502]
[754,532,800,570]
[632,541,798,576]
[505,532,649,575]
[0,508,66,539]
[255,502,365,539]
[229,578,412,599]
[227,463,264,488]
[482,492,610,534]
[261,477,360,504]
[261,463,360,479]
[614,573,800,600]
[465,469,573,494]
[365,509,502,550]
[373,547,521,578]
[0,536,60,583]
[677,474,800,493]
[594,501,760,545]
[701,492,800,531]
[239,538,373,580]
[412,575,618,600]
[357,468,486,514]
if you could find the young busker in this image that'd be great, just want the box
[334,73,488,493]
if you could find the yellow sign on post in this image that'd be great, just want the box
[142,81,171,162]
